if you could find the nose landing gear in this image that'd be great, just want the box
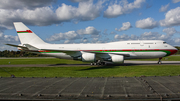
[158,57,162,64]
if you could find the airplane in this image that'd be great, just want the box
[6,22,178,65]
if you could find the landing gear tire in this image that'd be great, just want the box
[94,63,97,65]
[90,62,97,65]
[101,62,104,65]
[90,61,106,66]
[158,61,162,64]
[91,62,93,65]
[100,62,107,65]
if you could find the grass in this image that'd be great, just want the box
[0,56,180,77]
[0,65,180,77]
[0,55,180,65]
[131,55,180,61]
[0,58,86,65]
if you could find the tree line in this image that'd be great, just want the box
[0,47,180,57]
[0,50,44,57]
[175,47,180,54]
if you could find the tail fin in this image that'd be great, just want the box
[13,22,46,45]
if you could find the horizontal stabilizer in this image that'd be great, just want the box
[5,44,28,50]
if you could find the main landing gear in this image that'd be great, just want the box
[90,60,106,65]
[158,57,162,64]
[91,62,106,65]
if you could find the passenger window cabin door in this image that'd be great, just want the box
[140,41,144,46]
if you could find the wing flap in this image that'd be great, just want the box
[83,51,130,57]
[40,49,81,57]
[23,44,39,50]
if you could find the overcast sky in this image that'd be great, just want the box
[1,0,180,50]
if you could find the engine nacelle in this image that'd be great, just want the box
[82,53,95,62]
[111,55,124,63]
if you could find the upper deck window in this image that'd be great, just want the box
[144,43,154,44]
[131,43,140,44]
[163,42,167,44]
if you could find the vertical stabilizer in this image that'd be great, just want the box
[13,22,46,45]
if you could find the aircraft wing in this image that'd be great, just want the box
[40,49,81,57]
[41,49,130,57]
[40,49,79,52]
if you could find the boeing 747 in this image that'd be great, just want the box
[6,22,178,65]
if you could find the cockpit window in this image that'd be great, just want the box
[163,42,167,44]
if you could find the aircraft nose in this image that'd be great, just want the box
[169,48,178,55]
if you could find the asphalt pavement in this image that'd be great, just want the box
[0,76,180,101]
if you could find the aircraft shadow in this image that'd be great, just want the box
[48,63,90,66]
[48,62,180,70]
[48,63,141,67]
[78,65,118,71]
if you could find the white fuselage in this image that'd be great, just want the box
[33,40,177,60]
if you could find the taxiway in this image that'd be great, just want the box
[0,60,180,67]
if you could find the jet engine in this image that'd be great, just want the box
[82,53,96,62]
[111,55,124,63]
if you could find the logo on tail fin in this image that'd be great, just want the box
[17,30,32,33]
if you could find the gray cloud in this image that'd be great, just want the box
[0,0,104,30]
[46,31,80,42]
[160,7,180,27]
[47,26,100,42]
[113,31,180,45]
[114,34,130,40]
[114,32,170,41]
[81,38,89,43]
[110,31,117,34]
[172,0,180,3]
[0,32,20,51]
[136,17,158,29]
[0,32,19,43]
[163,27,178,36]
[140,32,169,40]
[103,0,145,18]
[159,3,169,12]
[115,22,132,31]
[69,0,90,2]
[64,40,72,44]
[77,26,100,35]
[46,33,65,42]
[0,0,56,10]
